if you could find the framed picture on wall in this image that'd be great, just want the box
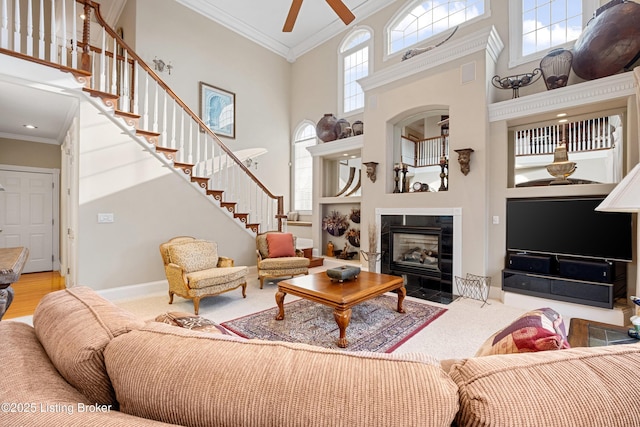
[199,82,235,139]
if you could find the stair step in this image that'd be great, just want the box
[191,176,209,189]
[154,146,178,161]
[234,213,249,223]
[246,223,260,233]
[206,190,224,201]
[173,162,194,176]
[83,87,119,109]
[136,129,161,145]
[114,110,141,128]
[219,202,236,213]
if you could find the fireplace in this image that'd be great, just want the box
[390,226,441,276]
[380,213,455,304]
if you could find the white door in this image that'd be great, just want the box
[0,170,54,273]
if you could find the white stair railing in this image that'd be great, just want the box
[401,135,449,168]
[514,116,614,157]
[0,0,283,233]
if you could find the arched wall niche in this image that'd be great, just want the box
[388,106,451,193]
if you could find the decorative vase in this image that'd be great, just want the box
[540,48,573,90]
[352,120,364,135]
[335,118,351,139]
[316,114,338,142]
[360,251,383,273]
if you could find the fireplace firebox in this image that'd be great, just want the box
[381,215,454,304]
[390,227,441,276]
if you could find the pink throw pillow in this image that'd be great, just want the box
[266,233,295,258]
[475,307,570,356]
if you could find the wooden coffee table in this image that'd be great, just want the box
[568,318,639,347]
[275,271,406,348]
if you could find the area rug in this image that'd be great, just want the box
[221,295,447,352]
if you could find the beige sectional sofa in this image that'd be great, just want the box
[2,286,640,426]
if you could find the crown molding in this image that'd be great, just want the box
[175,0,291,59]
[488,72,637,122]
[359,26,503,92]
[176,0,393,63]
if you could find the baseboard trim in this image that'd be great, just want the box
[96,266,259,302]
[96,280,167,302]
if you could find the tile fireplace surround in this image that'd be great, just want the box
[375,208,462,304]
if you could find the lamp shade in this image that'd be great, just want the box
[596,163,640,212]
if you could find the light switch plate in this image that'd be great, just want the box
[98,213,114,223]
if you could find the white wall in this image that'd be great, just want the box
[74,0,294,290]
[130,0,292,209]
[76,102,256,290]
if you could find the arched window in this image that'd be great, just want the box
[508,0,597,67]
[387,0,486,56]
[339,28,372,115]
[292,122,316,212]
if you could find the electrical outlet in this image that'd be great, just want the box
[97,213,114,223]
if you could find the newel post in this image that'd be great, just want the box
[80,1,91,72]
[276,196,285,232]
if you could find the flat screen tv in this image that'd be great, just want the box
[506,197,633,262]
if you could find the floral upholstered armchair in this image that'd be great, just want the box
[256,232,310,288]
[159,236,247,314]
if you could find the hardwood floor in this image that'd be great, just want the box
[3,271,65,319]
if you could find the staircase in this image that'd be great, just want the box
[0,0,284,235]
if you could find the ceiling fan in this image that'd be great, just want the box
[283,0,356,32]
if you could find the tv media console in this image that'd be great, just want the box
[502,253,626,309]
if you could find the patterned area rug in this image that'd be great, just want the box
[221,295,447,352]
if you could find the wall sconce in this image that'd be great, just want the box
[153,57,173,75]
[454,148,474,175]
[363,162,378,183]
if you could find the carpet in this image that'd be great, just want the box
[221,295,447,352]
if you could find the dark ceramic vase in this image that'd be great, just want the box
[352,120,364,135]
[316,114,338,142]
[335,118,351,139]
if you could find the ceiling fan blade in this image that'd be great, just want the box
[283,0,303,32]
[326,0,355,25]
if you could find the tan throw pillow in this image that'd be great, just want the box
[167,240,218,272]
[33,286,145,406]
[155,311,230,335]
[475,307,570,357]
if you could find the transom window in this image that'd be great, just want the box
[387,0,486,56]
[339,28,372,115]
[292,122,316,212]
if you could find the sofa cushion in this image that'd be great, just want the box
[155,311,231,335]
[258,256,310,270]
[105,322,459,427]
[168,240,218,273]
[186,265,247,289]
[32,286,145,407]
[450,343,640,426]
[266,232,296,257]
[475,307,569,356]
[0,321,177,427]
